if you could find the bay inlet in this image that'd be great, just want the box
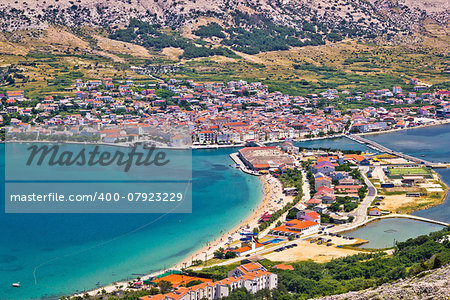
[1,124,449,299]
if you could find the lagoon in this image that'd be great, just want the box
[349,219,445,249]
[348,124,450,247]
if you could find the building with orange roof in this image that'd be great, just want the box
[270,219,320,238]
[231,242,264,257]
[273,264,294,270]
[152,274,212,288]
[141,262,277,300]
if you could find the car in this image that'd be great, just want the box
[292,243,298,247]
[245,254,251,257]
[310,239,316,243]
[327,239,332,242]
[336,234,342,237]
[327,243,332,246]
[317,241,323,245]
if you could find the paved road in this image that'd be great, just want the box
[329,166,377,233]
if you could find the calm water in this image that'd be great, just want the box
[0,146,262,300]
[364,124,450,223]
[363,124,450,163]
[349,219,444,249]
[349,124,450,247]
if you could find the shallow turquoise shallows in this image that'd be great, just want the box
[0,146,262,300]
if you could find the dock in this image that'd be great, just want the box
[229,152,261,176]
[346,134,449,168]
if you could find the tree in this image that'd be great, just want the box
[225,251,237,259]
[158,280,173,294]
[214,248,225,259]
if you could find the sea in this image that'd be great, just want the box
[1,124,449,299]
[0,147,262,299]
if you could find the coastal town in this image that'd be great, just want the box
[1,76,450,144]
[2,76,450,300]
[67,139,449,300]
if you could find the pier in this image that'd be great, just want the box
[346,134,449,168]
[229,153,261,176]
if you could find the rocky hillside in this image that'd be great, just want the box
[0,0,448,36]
[315,263,450,300]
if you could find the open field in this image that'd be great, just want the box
[376,169,448,214]
[389,167,431,176]
[262,237,365,263]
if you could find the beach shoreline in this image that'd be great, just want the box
[73,172,288,297]
[22,119,450,298]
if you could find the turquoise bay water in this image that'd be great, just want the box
[0,146,262,300]
[1,125,449,298]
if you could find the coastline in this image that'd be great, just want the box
[3,119,449,149]
[74,172,287,297]
[356,119,450,137]
[6,119,450,299]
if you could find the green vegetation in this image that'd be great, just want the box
[388,167,432,180]
[329,196,359,212]
[278,168,303,191]
[193,23,226,39]
[389,167,430,175]
[219,227,450,299]
[109,19,238,59]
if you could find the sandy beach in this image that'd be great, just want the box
[75,173,290,297]
[71,119,450,297]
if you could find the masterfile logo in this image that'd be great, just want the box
[4,124,192,213]
[25,143,170,172]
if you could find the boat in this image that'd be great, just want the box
[12,282,20,288]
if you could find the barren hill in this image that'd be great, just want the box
[0,0,448,35]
